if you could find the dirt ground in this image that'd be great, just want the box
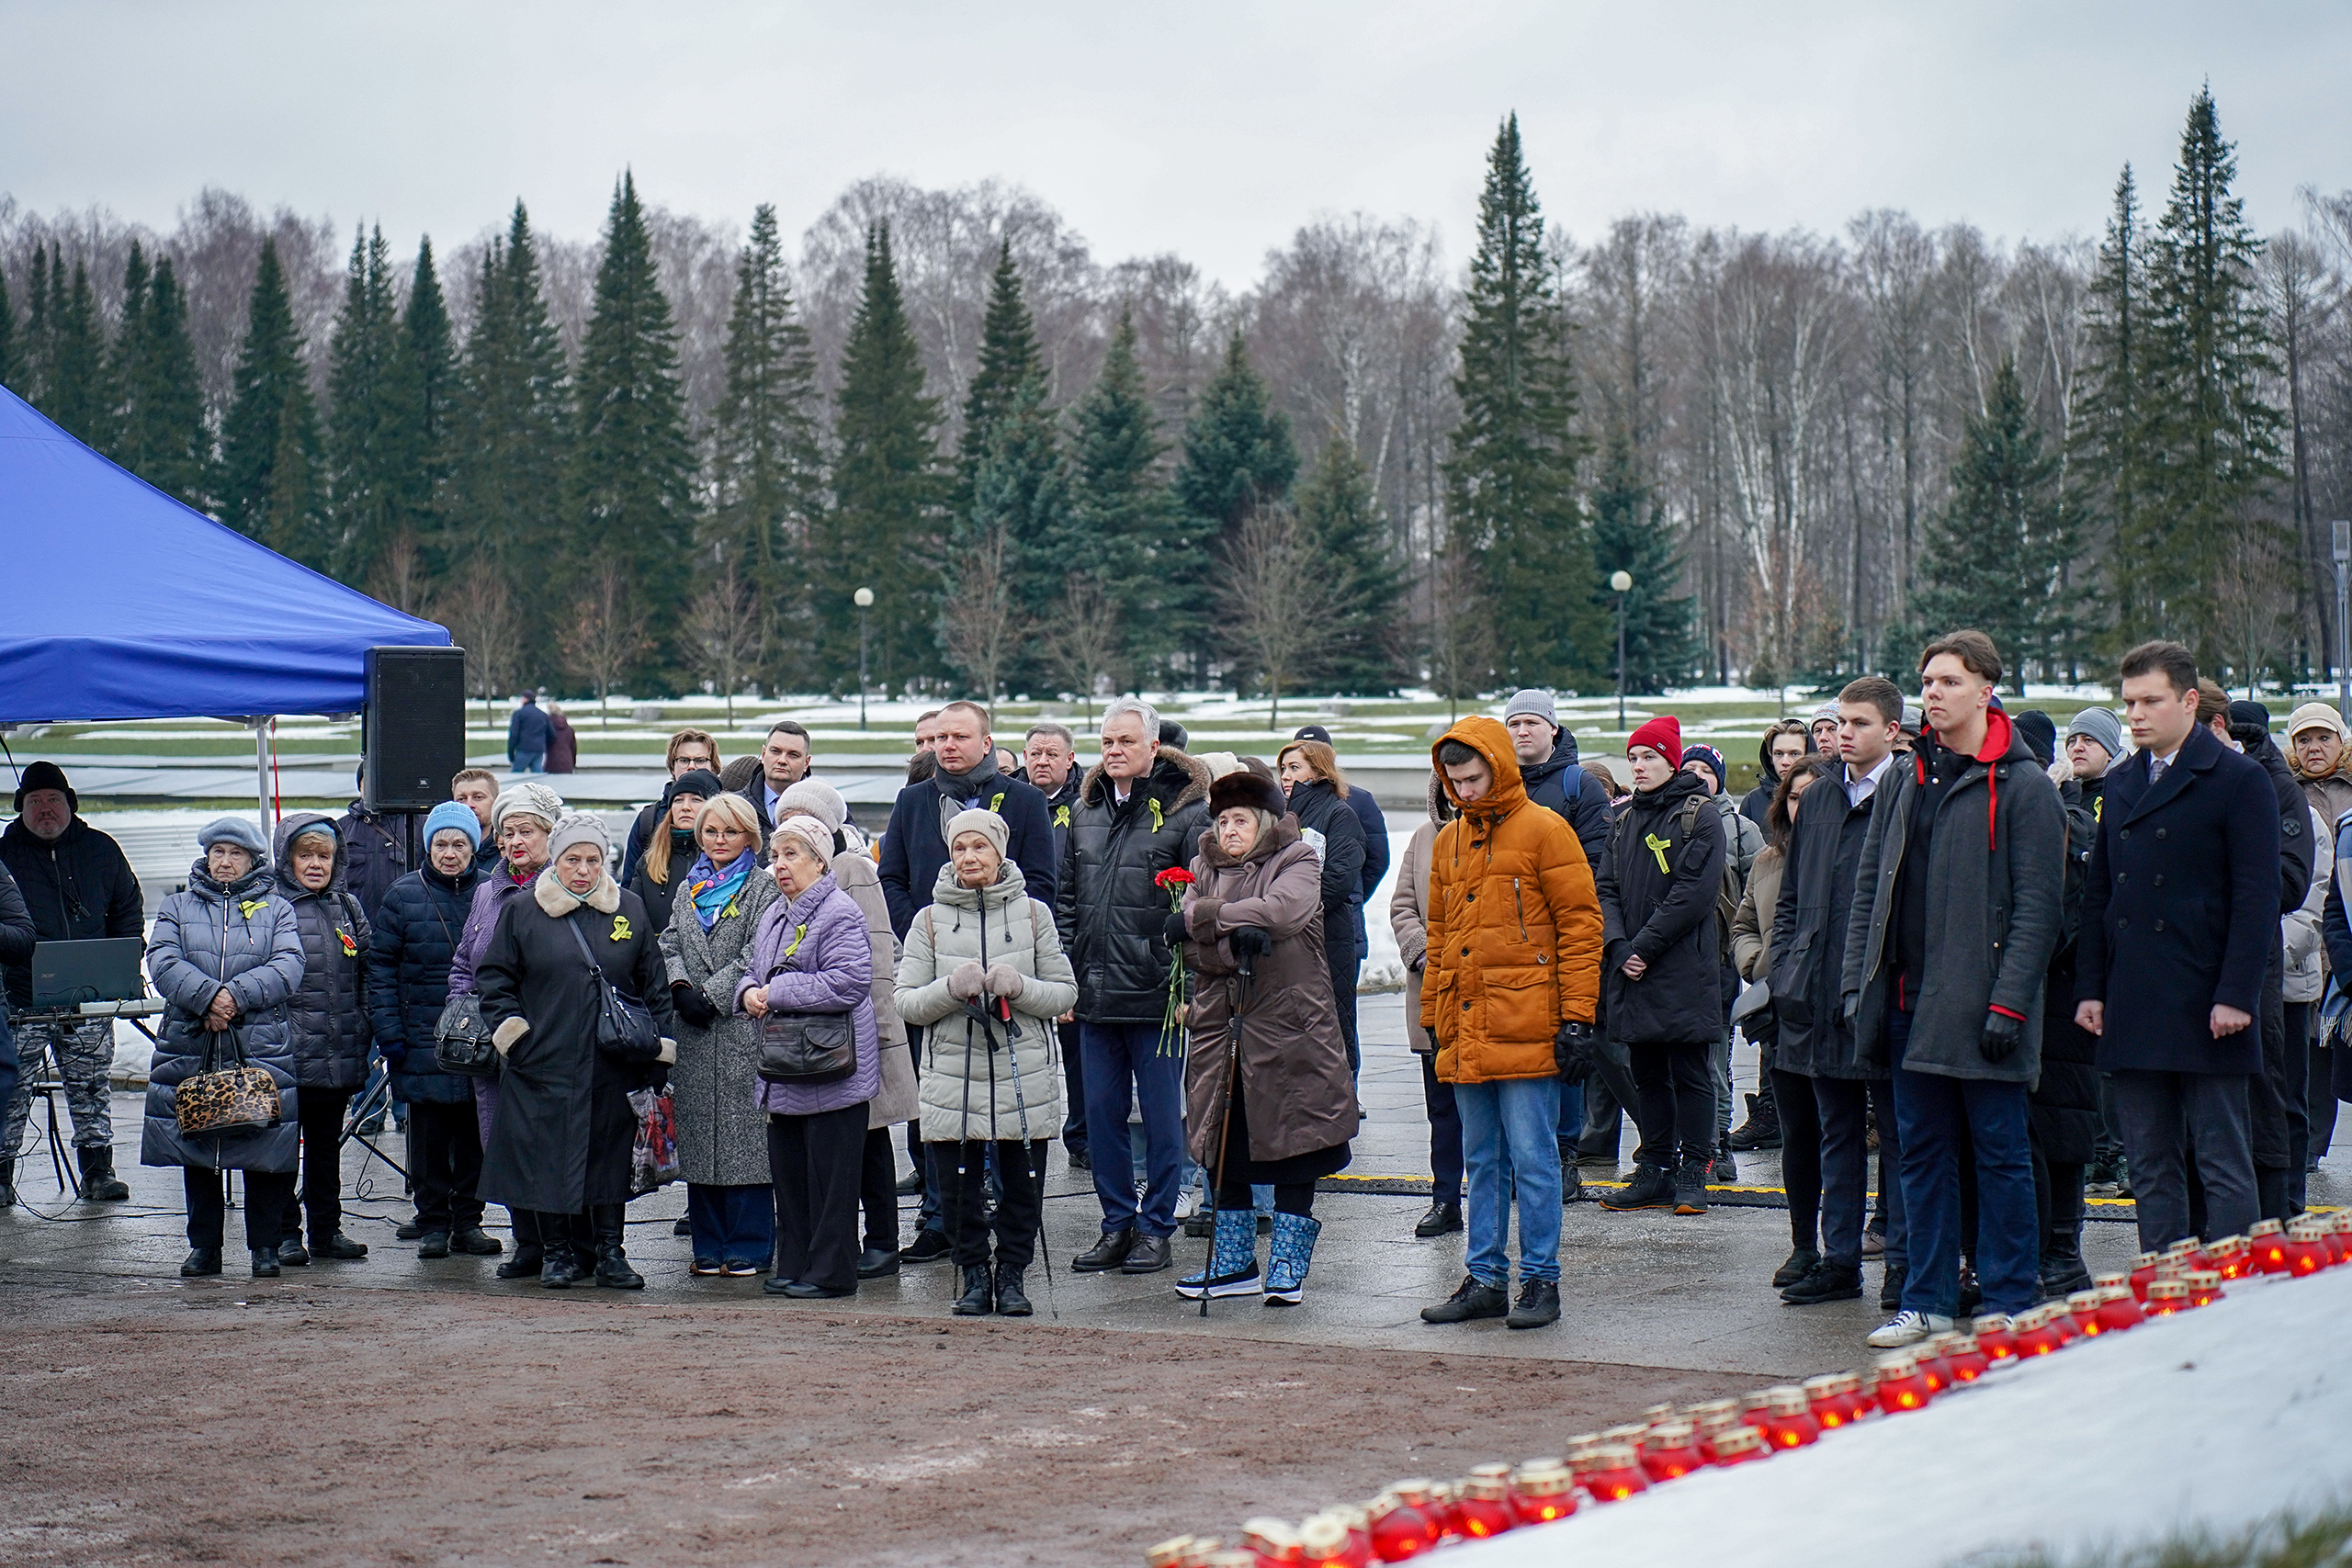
[1,1272,1737,1568]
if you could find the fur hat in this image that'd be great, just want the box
[944,807,1010,859]
[12,759,74,814]
[492,782,566,832]
[777,779,848,836]
[1627,715,1682,761]
[1210,771,1287,818]
[423,799,482,851]
[198,816,268,855]
[546,812,611,863]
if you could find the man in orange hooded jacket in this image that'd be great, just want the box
[1418,716,1603,1330]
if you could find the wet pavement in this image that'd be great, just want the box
[6,1004,2339,1385]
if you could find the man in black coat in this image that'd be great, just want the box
[2223,696,2316,1219]
[1502,691,1610,865]
[878,703,1056,940]
[1770,678,1905,1308]
[335,762,413,921]
[1056,697,1211,1276]
[1022,721,1089,1168]
[0,761,143,1202]
[2076,643,2278,1252]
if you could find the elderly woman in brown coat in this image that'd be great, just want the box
[1177,770,1357,1305]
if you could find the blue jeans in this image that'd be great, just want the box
[1080,1021,1187,1238]
[511,750,545,773]
[1556,1077,1584,1143]
[687,1181,775,1269]
[1890,1010,2036,1317]
[1456,1077,1563,1285]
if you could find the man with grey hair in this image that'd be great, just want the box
[1023,720,1089,1168]
[1058,696,1212,1273]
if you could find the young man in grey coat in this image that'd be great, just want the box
[1843,629,2065,1348]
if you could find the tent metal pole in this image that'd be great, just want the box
[254,717,272,834]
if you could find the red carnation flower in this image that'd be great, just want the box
[1154,867,1196,890]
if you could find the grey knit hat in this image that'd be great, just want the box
[777,779,848,837]
[198,816,269,856]
[2064,705,2124,760]
[945,807,1010,859]
[1502,689,1558,730]
[546,811,611,863]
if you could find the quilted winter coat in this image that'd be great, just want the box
[142,855,305,1172]
[897,860,1076,1143]
[366,861,486,1105]
[270,812,373,1091]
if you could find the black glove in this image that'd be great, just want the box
[671,982,717,1030]
[1553,1020,1597,1080]
[1231,928,1271,958]
[1980,1010,2022,1065]
[1163,909,1191,944]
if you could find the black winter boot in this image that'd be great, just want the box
[1772,1247,1821,1288]
[250,1247,281,1278]
[0,1157,16,1208]
[953,1263,994,1315]
[1781,1261,1863,1305]
[591,1207,643,1290]
[2041,1243,2093,1300]
[1728,1089,1783,1152]
[994,1263,1033,1316]
[180,1247,222,1276]
[77,1147,131,1201]
[1600,1164,1675,1212]
[1672,1157,1713,1215]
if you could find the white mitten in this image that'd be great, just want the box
[491,1017,528,1056]
[657,1037,678,1066]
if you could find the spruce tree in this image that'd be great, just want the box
[111,253,209,506]
[710,203,825,689]
[398,237,457,569]
[1295,434,1408,694]
[821,221,943,693]
[217,238,327,562]
[1445,113,1601,690]
[326,225,408,587]
[0,257,13,394]
[2075,167,2149,645]
[1173,330,1296,675]
[45,256,112,446]
[448,202,572,673]
[1587,428,1697,694]
[1908,360,2089,692]
[570,172,697,687]
[954,243,1044,519]
[18,247,54,407]
[99,242,150,457]
[1064,309,1183,682]
[2139,88,2287,659]
[963,373,1069,694]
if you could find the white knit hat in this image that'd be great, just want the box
[945,807,1009,859]
[776,779,847,836]
[492,782,566,832]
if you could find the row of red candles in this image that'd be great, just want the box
[1148,1212,2352,1568]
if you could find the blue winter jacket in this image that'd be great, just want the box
[367,860,486,1104]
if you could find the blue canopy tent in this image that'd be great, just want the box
[0,384,451,821]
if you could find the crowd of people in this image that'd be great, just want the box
[0,634,2342,1347]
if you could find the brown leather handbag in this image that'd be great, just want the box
[175,1029,283,1136]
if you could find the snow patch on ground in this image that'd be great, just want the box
[1453,1265,2352,1568]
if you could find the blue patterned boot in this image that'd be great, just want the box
[1263,1212,1322,1305]
[1174,1206,1261,1299]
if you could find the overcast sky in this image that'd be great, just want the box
[5,2,2346,283]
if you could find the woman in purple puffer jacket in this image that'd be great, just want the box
[738,815,877,1299]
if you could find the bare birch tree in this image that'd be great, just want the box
[560,558,650,728]
[435,571,522,723]
[938,525,1029,704]
[1217,502,1330,729]
[682,562,764,725]
[1041,571,1121,723]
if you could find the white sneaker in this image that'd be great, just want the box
[1866,1310,1952,1348]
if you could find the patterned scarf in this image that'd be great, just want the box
[687,851,753,931]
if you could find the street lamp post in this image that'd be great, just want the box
[1610,570,1633,732]
[2335,524,2349,728]
[854,586,875,731]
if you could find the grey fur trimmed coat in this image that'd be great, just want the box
[897,861,1076,1143]
[657,852,781,1187]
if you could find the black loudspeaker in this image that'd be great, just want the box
[364,646,467,812]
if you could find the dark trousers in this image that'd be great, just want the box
[1079,1020,1187,1237]
[1420,1052,1463,1207]
[1812,1075,1880,1270]
[2110,1068,2256,1250]
[1327,938,1361,1077]
[2031,1142,2085,1261]
[407,1099,483,1235]
[904,1034,943,1235]
[284,1088,352,1245]
[534,1210,593,1261]
[687,1181,775,1268]
[1890,1010,2037,1318]
[861,1127,900,1251]
[1579,1036,1640,1160]
[1773,1065,1822,1252]
[936,1137,1047,1269]
[1219,1177,1315,1215]
[768,1103,865,1292]
[2284,1000,2314,1208]
[2312,1037,2338,1170]
[187,1167,295,1251]
[1057,1020,1086,1156]
[1628,1039,1713,1170]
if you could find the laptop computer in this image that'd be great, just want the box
[30,938,147,1009]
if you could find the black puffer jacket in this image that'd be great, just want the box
[1283,777,1367,950]
[367,861,485,1105]
[1597,771,1728,1046]
[1521,730,1611,866]
[271,812,372,1091]
[0,815,145,1010]
[1056,746,1213,1022]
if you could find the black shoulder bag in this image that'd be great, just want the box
[565,915,662,1063]
[752,919,855,1085]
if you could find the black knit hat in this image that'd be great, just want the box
[13,760,74,813]
[662,768,726,809]
[1210,771,1287,818]
[2012,710,2058,769]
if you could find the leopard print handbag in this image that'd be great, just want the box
[175,1029,284,1136]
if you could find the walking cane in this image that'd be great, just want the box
[1198,928,1262,1318]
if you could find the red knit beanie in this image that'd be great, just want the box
[1627,715,1682,761]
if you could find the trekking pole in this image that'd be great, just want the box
[1000,995,1058,1321]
